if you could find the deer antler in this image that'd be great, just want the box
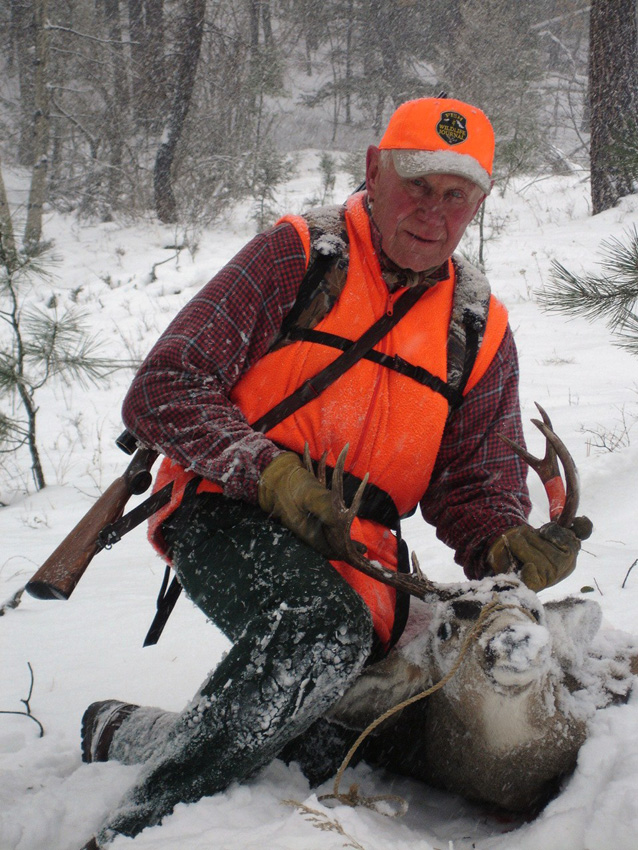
[498,402,579,528]
[300,406,580,603]
[303,444,457,602]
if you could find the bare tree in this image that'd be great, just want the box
[128,0,167,126]
[102,0,129,214]
[23,0,49,249]
[0,159,16,260]
[154,0,206,223]
[10,0,36,166]
[589,0,638,214]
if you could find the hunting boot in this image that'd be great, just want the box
[81,700,140,763]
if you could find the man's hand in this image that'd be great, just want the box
[258,452,337,556]
[487,518,592,592]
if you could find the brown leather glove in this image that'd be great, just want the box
[258,451,337,556]
[487,517,592,592]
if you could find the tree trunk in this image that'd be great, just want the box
[102,0,128,215]
[128,0,167,125]
[145,0,168,121]
[23,0,49,249]
[589,0,638,214]
[367,0,405,107]
[153,0,206,223]
[10,0,36,166]
[0,158,17,263]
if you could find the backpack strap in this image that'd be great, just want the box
[271,205,351,351]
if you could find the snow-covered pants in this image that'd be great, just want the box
[97,494,374,843]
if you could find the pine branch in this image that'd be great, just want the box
[539,227,638,343]
[21,307,133,387]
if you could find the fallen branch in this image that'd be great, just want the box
[0,585,25,615]
[0,662,44,737]
[622,558,637,589]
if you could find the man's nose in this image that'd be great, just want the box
[416,192,444,218]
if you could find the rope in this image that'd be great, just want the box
[318,596,538,817]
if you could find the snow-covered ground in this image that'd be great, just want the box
[2,157,638,850]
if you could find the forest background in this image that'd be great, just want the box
[3,0,637,244]
[2,0,638,495]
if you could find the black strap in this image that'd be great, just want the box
[97,483,174,550]
[252,282,429,434]
[141,475,203,646]
[143,570,183,647]
[458,309,481,397]
[277,251,336,342]
[285,327,464,408]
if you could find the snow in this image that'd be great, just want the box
[2,154,638,850]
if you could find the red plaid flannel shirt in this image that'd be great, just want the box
[122,218,531,578]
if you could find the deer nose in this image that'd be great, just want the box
[483,624,551,686]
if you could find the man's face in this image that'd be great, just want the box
[365,147,486,272]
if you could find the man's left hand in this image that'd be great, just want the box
[487,518,592,592]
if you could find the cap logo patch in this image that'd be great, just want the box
[436,111,468,146]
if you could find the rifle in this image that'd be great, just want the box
[26,434,171,601]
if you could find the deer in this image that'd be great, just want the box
[303,405,638,814]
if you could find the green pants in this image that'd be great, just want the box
[98,494,373,843]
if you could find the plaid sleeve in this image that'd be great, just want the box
[121,222,308,504]
[420,325,532,578]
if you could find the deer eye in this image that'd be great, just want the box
[437,622,454,641]
[451,600,483,620]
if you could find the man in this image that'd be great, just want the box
[80,97,585,847]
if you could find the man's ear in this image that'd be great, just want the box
[365,146,381,200]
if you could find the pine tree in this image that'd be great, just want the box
[0,203,129,490]
[538,227,638,356]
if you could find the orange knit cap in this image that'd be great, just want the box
[378,97,495,194]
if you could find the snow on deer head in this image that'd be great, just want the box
[417,578,557,752]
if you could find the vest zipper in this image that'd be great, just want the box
[386,287,405,316]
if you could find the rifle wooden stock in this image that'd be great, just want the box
[26,448,157,600]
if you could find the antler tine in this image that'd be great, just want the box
[530,419,579,528]
[319,445,458,602]
[303,443,313,473]
[533,401,559,463]
[332,445,369,524]
[498,432,537,466]
[498,402,559,474]
[533,401,552,428]
[317,451,329,487]
[498,403,572,524]
[303,443,329,486]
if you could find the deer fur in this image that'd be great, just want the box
[328,576,638,813]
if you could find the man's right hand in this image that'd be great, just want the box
[258,452,337,556]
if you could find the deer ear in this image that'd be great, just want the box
[544,597,602,669]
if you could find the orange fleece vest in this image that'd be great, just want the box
[147,193,508,647]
